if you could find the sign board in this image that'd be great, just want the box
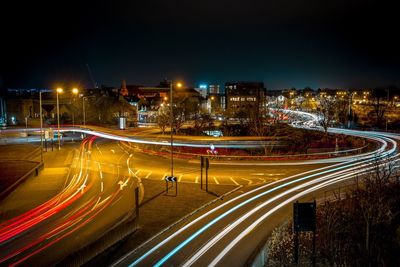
[165,176,177,182]
[293,201,316,232]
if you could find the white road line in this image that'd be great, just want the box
[241,178,253,185]
[178,174,184,182]
[101,181,104,192]
[195,176,199,184]
[213,177,220,185]
[134,169,140,175]
[145,171,153,179]
[229,177,239,185]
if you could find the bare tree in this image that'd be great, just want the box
[317,96,337,135]
[173,106,185,134]
[194,110,213,130]
[157,106,170,134]
[249,111,270,155]
[371,87,388,127]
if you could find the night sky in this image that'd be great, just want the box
[2,0,399,90]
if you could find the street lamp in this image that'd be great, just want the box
[169,81,183,179]
[82,96,89,127]
[56,87,63,150]
[72,88,79,141]
[39,91,43,162]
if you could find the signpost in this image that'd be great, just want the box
[205,158,209,192]
[293,200,317,266]
[165,175,177,196]
[200,157,210,192]
[200,156,204,189]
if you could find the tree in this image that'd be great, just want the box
[157,106,170,134]
[249,111,270,154]
[371,87,388,127]
[172,106,185,134]
[194,110,213,131]
[317,96,337,135]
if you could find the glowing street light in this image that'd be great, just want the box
[71,88,79,140]
[169,81,183,181]
[56,88,63,150]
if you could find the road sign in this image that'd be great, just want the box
[293,201,316,232]
[165,176,177,182]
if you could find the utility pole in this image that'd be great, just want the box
[39,91,43,162]
[205,157,209,192]
[200,156,204,189]
[170,82,174,178]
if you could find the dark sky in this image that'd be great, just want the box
[1,0,399,90]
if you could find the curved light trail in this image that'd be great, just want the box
[0,136,137,266]
[1,110,398,266]
[112,110,399,267]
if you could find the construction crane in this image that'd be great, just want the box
[86,64,98,89]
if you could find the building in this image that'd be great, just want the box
[194,84,208,99]
[120,80,201,123]
[208,84,220,94]
[225,82,266,117]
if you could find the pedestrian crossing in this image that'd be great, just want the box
[131,168,284,186]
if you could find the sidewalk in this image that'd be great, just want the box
[0,143,78,222]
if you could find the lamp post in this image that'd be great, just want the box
[82,96,88,127]
[347,92,355,129]
[71,88,79,141]
[169,81,182,178]
[56,87,63,150]
[39,91,43,162]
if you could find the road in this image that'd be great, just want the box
[1,116,398,266]
[111,114,399,267]
[0,137,138,266]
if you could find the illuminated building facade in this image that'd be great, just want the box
[225,82,266,116]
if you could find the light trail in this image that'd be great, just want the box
[0,135,135,265]
[121,110,398,267]
[119,132,395,267]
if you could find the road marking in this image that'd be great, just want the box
[258,178,266,183]
[118,178,130,190]
[134,169,140,176]
[95,144,103,156]
[229,177,239,185]
[145,171,153,179]
[101,181,104,192]
[178,174,184,182]
[241,178,253,185]
[162,173,167,180]
[195,176,199,183]
[213,177,219,185]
